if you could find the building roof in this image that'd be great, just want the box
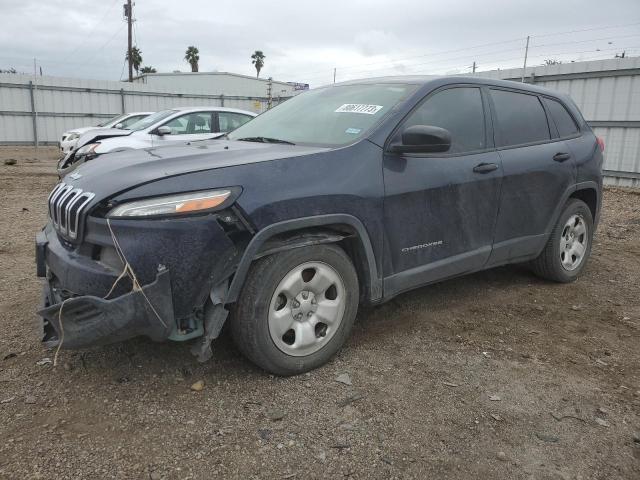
[133,71,295,87]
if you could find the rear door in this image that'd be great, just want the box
[487,88,577,265]
[216,111,254,134]
[382,85,503,296]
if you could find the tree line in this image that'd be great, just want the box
[125,46,266,78]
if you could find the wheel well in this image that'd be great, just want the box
[253,225,374,303]
[569,188,597,220]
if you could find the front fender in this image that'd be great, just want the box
[226,214,382,304]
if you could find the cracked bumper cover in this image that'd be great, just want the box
[39,269,175,349]
[36,224,178,349]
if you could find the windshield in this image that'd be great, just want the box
[227,83,417,147]
[97,113,127,127]
[125,110,177,131]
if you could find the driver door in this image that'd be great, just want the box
[382,86,503,296]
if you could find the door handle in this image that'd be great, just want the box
[553,152,571,162]
[473,162,498,174]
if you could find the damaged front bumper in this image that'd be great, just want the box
[39,269,175,349]
[35,208,241,350]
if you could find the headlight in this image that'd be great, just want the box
[107,189,233,218]
[67,132,80,141]
[74,143,100,157]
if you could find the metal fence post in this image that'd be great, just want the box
[120,88,126,113]
[28,80,38,148]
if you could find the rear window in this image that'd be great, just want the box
[544,98,579,137]
[491,89,550,147]
[402,87,486,154]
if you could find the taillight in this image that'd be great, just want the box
[596,137,605,152]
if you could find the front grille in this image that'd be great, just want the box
[47,182,95,240]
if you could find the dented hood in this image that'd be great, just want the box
[75,127,133,147]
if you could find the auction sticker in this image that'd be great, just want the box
[335,104,383,115]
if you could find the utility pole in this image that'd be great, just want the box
[267,77,273,109]
[125,0,133,82]
[521,35,530,83]
[333,67,336,83]
[472,61,476,73]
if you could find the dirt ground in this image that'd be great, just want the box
[0,146,639,480]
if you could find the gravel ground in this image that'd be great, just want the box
[0,146,639,479]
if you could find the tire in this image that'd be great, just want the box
[230,244,359,376]
[530,199,594,283]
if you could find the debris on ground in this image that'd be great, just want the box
[535,433,560,443]
[190,380,205,392]
[335,373,352,385]
[266,408,285,421]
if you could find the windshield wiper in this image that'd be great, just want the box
[236,136,295,145]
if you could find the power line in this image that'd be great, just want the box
[531,33,640,49]
[301,44,640,85]
[280,22,640,83]
[297,32,640,84]
[530,21,640,39]
[60,0,120,63]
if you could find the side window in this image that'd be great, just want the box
[120,115,146,128]
[543,98,579,137]
[402,87,485,154]
[162,112,213,135]
[490,89,550,147]
[218,112,253,133]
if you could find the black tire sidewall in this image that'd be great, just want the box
[231,244,359,376]
[548,199,594,282]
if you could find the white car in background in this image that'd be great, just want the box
[59,111,153,153]
[58,107,257,175]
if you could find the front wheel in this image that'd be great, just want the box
[530,198,594,282]
[230,244,359,376]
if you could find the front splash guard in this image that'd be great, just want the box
[38,270,175,349]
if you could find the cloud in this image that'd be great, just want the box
[0,0,638,86]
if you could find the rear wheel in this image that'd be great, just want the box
[230,244,359,376]
[530,199,593,282]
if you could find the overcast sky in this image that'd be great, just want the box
[1,0,639,86]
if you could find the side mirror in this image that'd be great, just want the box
[156,126,172,136]
[391,125,451,154]
[114,123,123,129]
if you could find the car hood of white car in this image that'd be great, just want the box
[74,127,133,147]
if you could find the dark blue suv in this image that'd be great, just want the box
[36,76,603,375]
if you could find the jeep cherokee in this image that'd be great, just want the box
[36,76,603,375]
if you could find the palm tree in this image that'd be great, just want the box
[251,50,265,78]
[140,66,157,74]
[125,46,143,76]
[185,46,200,72]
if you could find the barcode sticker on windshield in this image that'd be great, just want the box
[335,104,383,115]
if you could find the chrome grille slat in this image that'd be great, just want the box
[47,182,96,240]
[55,186,74,228]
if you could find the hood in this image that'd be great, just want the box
[75,127,133,148]
[61,140,330,202]
[66,126,100,136]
